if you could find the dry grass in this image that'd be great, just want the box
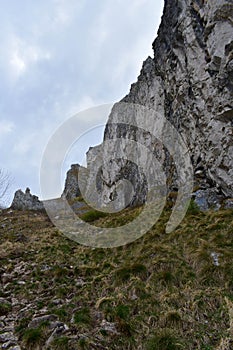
[0,205,232,349]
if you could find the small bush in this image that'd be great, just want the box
[158,270,175,285]
[146,329,183,350]
[165,311,182,327]
[115,304,130,320]
[115,263,148,283]
[0,302,12,316]
[52,336,69,350]
[80,209,108,222]
[15,317,31,336]
[50,306,68,321]
[22,328,43,348]
[187,199,200,215]
[74,307,91,325]
[70,195,85,203]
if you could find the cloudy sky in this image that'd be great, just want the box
[0,0,164,204]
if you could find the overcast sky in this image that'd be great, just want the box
[0,0,164,204]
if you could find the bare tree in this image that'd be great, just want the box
[0,169,11,208]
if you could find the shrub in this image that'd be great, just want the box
[0,302,12,316]
[115,304,130,320]
[187,199,200,215]
[80,209,108,222]
[73,308,91,325]
[115,263,148,283]
[52,336,69,350]
[146,329,183,350]
[22,328,43,349]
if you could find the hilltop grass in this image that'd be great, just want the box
[0,204,232,349]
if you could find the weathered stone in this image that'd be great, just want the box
[224,199,233,209]
[194,189,224,211]
[100,320,119,335]
[14,233,28,243]
[0,332,17,343]
[211,252,221,267]
[11,188,44,211]
[28,314,58,328]
[45,323,69,348]
[1,340,17,349]
[62,164,81,200]
[82,0,233,210]
[0,297,11,304]
[75,278,85,287]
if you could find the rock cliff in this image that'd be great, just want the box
[61,164,81,200]
[11,188,44,211]
[62,0,233,212]
[89,0,233,209]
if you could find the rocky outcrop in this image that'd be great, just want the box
[85,0,233,209]
[11,188,44,211]
[61,164,81,200]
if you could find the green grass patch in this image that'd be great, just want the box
[80,209,109,222]
[22,328,44,349]
[73,307,91,325]
[146,329,184,350]
[0,302,12,316]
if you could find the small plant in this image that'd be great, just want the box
[73,307,91,325]
[22,328,44,349]
[56,287,67,298]
[146,329,183,350]
[36,300,45,309]
[0,302,12,316]
[80,209,108,222]
[15,317,31,336]
[75,195,85,202]
[187,199,200,215]
[52,336,69,350]
[115,304,130,320]
[164,310,182,327]
[158,270,175,285]
[52,306,68,321]
[100,328,108,336]
[115,263,148,283]
[79,337,89,348]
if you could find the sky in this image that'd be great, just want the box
[0,0,164,204]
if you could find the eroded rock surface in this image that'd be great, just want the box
[11,188,44,211]
[62,164,81,200]
[86,0,233,209]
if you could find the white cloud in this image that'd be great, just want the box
[51,0,85,27]
[12,133,35,156]
[0,120,15,138]
[8,35,51,80]
[0,0,164,201]
[10,52,26,77]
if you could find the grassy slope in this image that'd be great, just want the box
[0,204,232,350]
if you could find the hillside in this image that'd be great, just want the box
[2,0,233,348]
[0,205,233,349]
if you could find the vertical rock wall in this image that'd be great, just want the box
[99,0,233,206]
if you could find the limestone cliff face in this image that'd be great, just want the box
[62,164,81,200]
[62,0,233,209]
[98,0,233,206]
[11,188,44,211]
